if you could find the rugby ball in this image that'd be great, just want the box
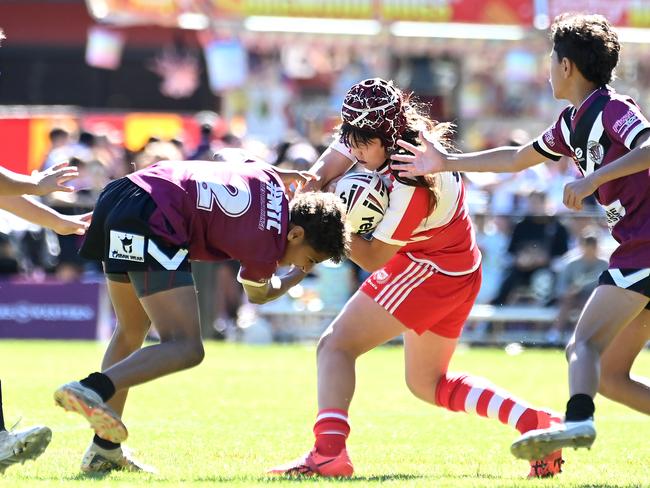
[335,172,389,234]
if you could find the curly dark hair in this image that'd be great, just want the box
[551,13,620,87]
[289,191,351,264]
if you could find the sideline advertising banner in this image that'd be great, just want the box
[0,282,103,339]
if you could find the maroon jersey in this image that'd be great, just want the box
[127,159,288,284]
[533,86,650,268]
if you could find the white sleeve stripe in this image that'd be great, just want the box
[536,135,563,157]
[624,121,649,148]
[560,117,572,152]
[236,270,267,287]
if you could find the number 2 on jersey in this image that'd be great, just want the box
[196,175,252,217]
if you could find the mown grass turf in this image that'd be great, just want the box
[1,340,648,487]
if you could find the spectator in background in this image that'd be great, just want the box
[547,231,608,344]
[474,214,512,304]
[133,141,183,170]
[42,127,71,170]
[491,190,569,306]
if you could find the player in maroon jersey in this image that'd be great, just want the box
[392,14,650,461]
[53,150,350,472]
[269,78,563,479]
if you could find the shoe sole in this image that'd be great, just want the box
[54,387,127,443]
[512,431,594,460]
[0,427,52,473]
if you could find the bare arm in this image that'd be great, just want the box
[391,133,546,176]
[302,145,356,192]
[349,234,402,273]
[0,161,79,196]
[0,195,91,235]
[242,267,307,304]
[563,131,650,210]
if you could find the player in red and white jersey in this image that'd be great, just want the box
[392,14,650,463]
[53,150,350,473]
[270,78,562,479]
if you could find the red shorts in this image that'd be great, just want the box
[360,253,482,338]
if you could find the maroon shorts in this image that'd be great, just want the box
[360,253,481,338]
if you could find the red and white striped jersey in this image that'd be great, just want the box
[330,141,481,275]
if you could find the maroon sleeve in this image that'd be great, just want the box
[604,98,650,150]
[532,107,574,161]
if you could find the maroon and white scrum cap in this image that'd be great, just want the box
[340,78,406,151]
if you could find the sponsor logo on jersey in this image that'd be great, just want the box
[109,231,145,262]
[374,269,390,284]
[613,109,638,134]
[587,140,604,165]
[604,199,626,229]
[264,181,284,234]
[543,130,555,147]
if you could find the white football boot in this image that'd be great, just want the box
[81,442,156,473]
[511,418,596,460]
[0,425,52,473]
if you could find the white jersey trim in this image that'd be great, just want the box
[585,112,605,176]
[405,251,482,276]
[237,269,268,287]
[560,116,573,153]
[536,133,563,157]
[608,268,650,288]
[624,122,650,149]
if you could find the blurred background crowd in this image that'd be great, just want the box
[1,0,647,345]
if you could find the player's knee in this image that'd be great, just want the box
[112,322,150,349]
[179,340,205,368]
[405,373,439,403]
[316,328,360,360]
[564,340,575,361]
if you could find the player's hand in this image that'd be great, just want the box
[32,161,79,195]
[53,211,92,235]
[563,175,598,211]
[391,131,448,177]
[277,169,319,198]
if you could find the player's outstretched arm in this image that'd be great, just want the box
[0,195,91,235]
[0,161,79,197]
[563,131,650,211]
[391,133,545,177]
[242,267,307,305]
[302,145,356,193]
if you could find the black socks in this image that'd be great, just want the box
[93,434,121,450]
[80,372,116,403]
[565,393,595,421]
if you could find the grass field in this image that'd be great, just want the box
[1,340,648,487]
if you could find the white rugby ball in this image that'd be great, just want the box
[335,172,389,234]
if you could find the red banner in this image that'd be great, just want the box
[86,0,535,25]
[547,1,650,27]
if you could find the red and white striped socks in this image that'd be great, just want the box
[313,409,350,456]
[435,373,545,434]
